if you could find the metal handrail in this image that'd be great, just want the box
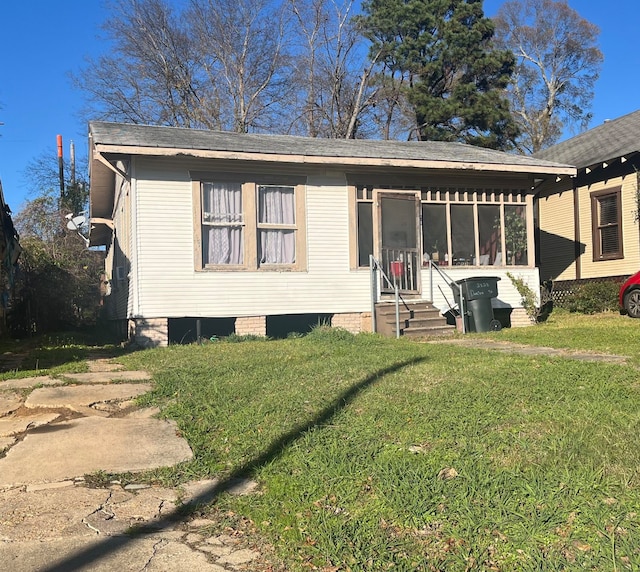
[370,255,402,339]
[428,261,466,334]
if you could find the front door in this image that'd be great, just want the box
[378,192,421,293]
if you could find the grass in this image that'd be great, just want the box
[499,309,640,362]
[0,331,128,380]
[108,319,640,571]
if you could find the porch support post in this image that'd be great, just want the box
[429,262,433,302]
[395,283,400,339]
[370,255,377,333]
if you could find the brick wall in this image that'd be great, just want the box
[509,308,534,328]
[130,318,169,347]
[331,312,372,334]
[235,316,266,337]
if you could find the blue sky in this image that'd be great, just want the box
[0,0,638,213]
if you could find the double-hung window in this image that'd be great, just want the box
[202,182,244,265]
[258,185,296,264]
[591,187,623,260]
[194,173,306,271]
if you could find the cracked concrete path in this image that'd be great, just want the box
[0,417,193,487]
[0,356,266,571]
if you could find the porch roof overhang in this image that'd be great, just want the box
[89,136,118,247]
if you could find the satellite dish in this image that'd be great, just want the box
[66,215,87,231]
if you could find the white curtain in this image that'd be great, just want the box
[203,182,243,265]
[259,186,295,264]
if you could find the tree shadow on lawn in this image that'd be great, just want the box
[42,356,426,572]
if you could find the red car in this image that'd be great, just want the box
[620,271,640,317]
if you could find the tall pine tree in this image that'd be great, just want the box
[359,0,518,148]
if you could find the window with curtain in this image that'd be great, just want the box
[258,185,296,264]
[591,187,623,260]
[202,182,244,265]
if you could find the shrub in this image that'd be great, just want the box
[561,280,620,314]
[506,272,542,322]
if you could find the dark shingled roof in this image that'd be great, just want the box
[89,121,573,172]
[535,109,640,169]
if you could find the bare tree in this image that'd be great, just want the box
[288,0,378,138]
[73,0,214,128]
[494,0,603,153]
[187,0,294,133]
[72,0,382,138]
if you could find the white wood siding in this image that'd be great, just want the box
[107,167,132,320]
[124,157,533,319]
[131,160,371,318]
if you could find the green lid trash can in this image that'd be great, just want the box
[451,277,502,333]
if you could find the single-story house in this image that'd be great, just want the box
[88,121,574,346]
[535,110,640,287]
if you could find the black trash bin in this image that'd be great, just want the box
[451,277,502,333]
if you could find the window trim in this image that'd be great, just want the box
[591,186,623,261]
[192,173,307,272]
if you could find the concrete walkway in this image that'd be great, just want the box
[0,356,267,572]
[429,337,629,364]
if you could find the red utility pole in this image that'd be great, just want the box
[57,134,64,200]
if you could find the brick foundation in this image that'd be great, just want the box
[331,312,371,334]
[509,308,535,328]
[235,316,267,337]
[130,318,169,347]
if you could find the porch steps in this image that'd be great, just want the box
[375,301,456,339]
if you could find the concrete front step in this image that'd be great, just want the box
[375,301,455,338]
[401,325,457,338]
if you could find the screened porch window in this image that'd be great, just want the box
[202,182,244,265]
[357,202,373,267]
[504,205,528,265]
[258,185,296,264]
[353,185,531,270]
[450,205,475,265]
[422,204,447,263]
[478,205,501,265]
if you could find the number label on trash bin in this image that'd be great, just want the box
[466,280,498,298]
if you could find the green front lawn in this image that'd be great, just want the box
[114,314,640,571]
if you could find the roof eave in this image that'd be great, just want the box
[93,143,576,177]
